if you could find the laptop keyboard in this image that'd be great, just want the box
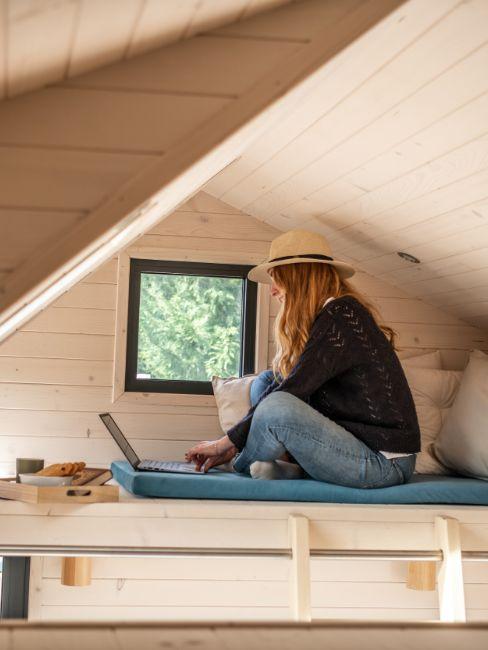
[139,460,200,474]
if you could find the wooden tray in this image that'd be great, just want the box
[0,471,118,504]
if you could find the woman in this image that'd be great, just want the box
[186,229,420,488]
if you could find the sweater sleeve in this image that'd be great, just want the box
[227,310,359,450]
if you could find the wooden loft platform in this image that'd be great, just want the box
[1,495,488,623]
[2,621,488,650]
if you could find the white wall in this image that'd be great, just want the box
[1,192,488,622]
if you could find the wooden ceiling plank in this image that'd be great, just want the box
[237,1,488,218]
[216,0,365,42]
[0,208,85,272]
[281,91,488,222]
[397,267,488,297]
[7,0,78,97]
[206,0,446,199]
[185,0,249,38]
[0,0,6,100]
[126,0,199,58]
[0,0,403,342]
[346,217,488,276]
[375,246,488,287]
[0,87,230,153]
[0,147,158,211]
[67,0,144,78]
[62,36,300,98]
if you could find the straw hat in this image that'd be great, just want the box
[248,229,355,284]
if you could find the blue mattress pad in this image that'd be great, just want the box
[111,461,488,505]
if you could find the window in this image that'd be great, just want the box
[125,259,257,395]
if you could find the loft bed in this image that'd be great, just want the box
[2,480,488,625]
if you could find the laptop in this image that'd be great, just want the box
[99,412,202,474]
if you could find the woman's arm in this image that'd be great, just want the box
[227,310,359,449]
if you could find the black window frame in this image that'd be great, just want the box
[125,258,258,395]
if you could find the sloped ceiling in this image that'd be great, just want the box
[205,0,488,332]
[2,0,402,342]
[0,0,293,99]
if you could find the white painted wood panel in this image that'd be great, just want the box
[207,0,458,200]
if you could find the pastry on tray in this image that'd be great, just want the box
[36,462,86,477]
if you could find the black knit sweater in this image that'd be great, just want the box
[227,295,421,454]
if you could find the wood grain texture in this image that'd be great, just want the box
[0,0,403,342]
[3,0,292,98]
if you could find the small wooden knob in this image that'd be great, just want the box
[406,561,436,591]
[61,557,92,587]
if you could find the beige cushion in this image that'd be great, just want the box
[401,350,442,369]
[212,374,257,434]
[434,350,488,480]
[402,366,462,474]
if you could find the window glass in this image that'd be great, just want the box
[137,273,243,382]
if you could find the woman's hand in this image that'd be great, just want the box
[185,435,237,473]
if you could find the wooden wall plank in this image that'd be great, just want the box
[0,332,114,361]
[0,410,221,440]
[0,357,113,387]
[21,307,115,336]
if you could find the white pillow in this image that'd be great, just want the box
[434,350,488,480]
[212,374,257,434]
[402,366,462,474]
[401,350,442,369]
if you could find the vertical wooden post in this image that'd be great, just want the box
[435,516,466,622]
[288,514,311,622]
[406,561,436,591]
[61,557,92,587]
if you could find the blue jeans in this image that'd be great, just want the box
[234,370,416,488]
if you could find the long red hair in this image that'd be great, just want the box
[271,263,396,379]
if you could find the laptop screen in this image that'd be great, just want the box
[99,413,140,469]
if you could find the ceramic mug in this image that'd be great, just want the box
[16,458,44,483]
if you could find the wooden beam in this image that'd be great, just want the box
[288,514,311,622]
[435,515,466,622]
[0,0,403,342]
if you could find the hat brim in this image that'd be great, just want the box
[248,257,355,284]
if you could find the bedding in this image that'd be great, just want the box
[402,366,462,474]
[434,350,488,481]
[111,461,488,505]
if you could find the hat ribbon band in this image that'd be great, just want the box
[268,253,334,263]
